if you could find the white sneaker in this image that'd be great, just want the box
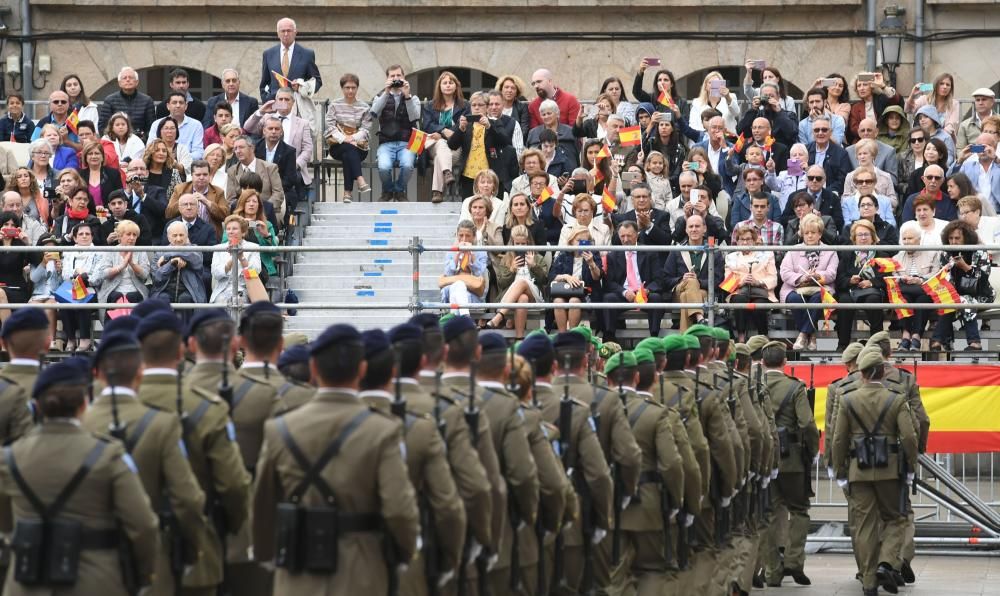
[792,333,807,350]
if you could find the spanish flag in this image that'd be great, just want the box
[820,286,838,320]
[923,269,961,314]
[66,108,80,135]
[719,272,741,293]
[869,257,902,273]
[619,125,642,147]
[590,166,605,185]
[271,70,291,88]
[535,185,555,207]
[601,187,616,213]
[733,133,746,153]
[406,129,426,155]
[762,135,775,153]
[595,144,611,161]
[71,275,88,301]
[883,277,913,319]
[635,287,649,304]
[455,251,471,271]
[657,90,675,109]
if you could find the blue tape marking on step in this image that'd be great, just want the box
[356,290,376,297]
[379,210,399,215]
[374,259,392,264]
[374,221,393,226]
[369,239,388,246]
[363,272,382,277]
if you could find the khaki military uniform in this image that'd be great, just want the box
[0,422,159,596]
[882,364,927,567]
[727,370,767,595]
[0,363,40,399]
[138,371,251,595]
[253,389,420,595]
[762,369,819,583]
[360,390,466,596]
[82,390,208,596]
[831,380,918,592]
[654,375,703,540]
[748,362,779,584]
[270,378,315,417]
[0,362,39,442]
[824,371,862,572]
[535,380,613,596]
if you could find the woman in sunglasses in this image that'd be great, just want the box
[898,129,927,197]
[841,192,897,254]
[842,140,897,206]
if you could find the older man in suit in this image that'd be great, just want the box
[226,135,285,224]
[244,87,314,192]
[660,213,724,331]
[259,17,322,128]
[254,115,301,223]
[807,115,853,195]
[204,68,260,130]
[847,118,899,185]
[602,220,665,340]
[611,184,672,259]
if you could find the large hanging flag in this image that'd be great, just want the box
[820,286,838,320]
[406,129,426,155]
[883,277,914,319]
[923,269,960,314]
[619,125,642,147]
[719,272,741,293]
[66,108,80,135]
[535,185,555,207]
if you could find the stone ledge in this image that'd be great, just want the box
[29,0,863,7]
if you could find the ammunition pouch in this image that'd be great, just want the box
[777,428,801,458]
[844,394,898,471]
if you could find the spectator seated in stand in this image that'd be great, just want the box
[485,224,548,339]
[725,223,778,342]
[100,190,152,246]
[661,213,724,331]
[601,220,664,342]
[210,214,262,306]
[90,219,150,321]
[151,220,207,314]
[783,191,840,246]
[439,220,488,316]
[780,213,839,351]
[834,219,887,351]
[59,221,102,352]
[548,225,601,332]
[930,220,995,352]
[0,211,41,321]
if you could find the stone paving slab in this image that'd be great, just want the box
[786,553,998,595]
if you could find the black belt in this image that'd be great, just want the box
[81,528,119,550]
[785,431,801,442]
[638,470,663,484]
[850,444,900,458]
[339,512,383,533]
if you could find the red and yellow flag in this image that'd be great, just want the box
[590,166,605,186]
[657,90,675,109]
[601,188,616,213]
[595,144,611,161]
[406,129,427,155]
[66,108,79,135]
[734,133,746,153]
[719,272,741,293]
[883,277,913,319]
[535,185,555,207]
[923,269,960,314]
[635,287,649,304]
[455,251,471,271]
[271,70,291,88]
[619,125,642,147]
[71,275,88,301]
[869,257,902,273]
[242,268,260,280]
[820,286,838,320]
[762,134,775,153]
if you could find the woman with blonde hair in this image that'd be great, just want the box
[202,143,229,190]
[496,74,530,139]
[548,225,602,331]
[905,72,960,139]
[486,224,549,338]
[229,189,277,278]
[688,70,740,133]
[219,123,242,166]
[4,167,49,226]
[143,138,182,201]
[77,140,123,210]
[460,169,503,222]
[502,193,546,247]
[90,219,150,320]
[725,223,777,341]
[211,214,262,305]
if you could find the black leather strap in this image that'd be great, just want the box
[628,400,651,429]
[4,440,108,519]
[638,470,663,484]
[125,409,159,453]
[231,379,257,410]
[184,399,213,434]
[277,409,372,504]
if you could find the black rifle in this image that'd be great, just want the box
[209,340,232,596]
[807,363,816,413]
[456,361,488,596]
[552,355,572,594]
[504,346,522,594]
[529,360,547,596]
[218,331,234,408]
[611,354,627,566]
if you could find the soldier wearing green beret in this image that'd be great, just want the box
[759,341,819,588]
[831,346,918,596]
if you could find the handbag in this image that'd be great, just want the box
[54,278,95,304]
[107,295,132,320]
[955,272,983,296]
[850,287,883,302]
[549,281,585,299]
[737,284,771,301]
[326,124,369,150]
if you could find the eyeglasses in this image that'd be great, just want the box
[859,203,876,209]
[51,100,68,105]
[925,175,943,181]
[813,128,830,133]
[807,175,824,181]
[909,137,926,144]
[31,151,51,156]
[855,178,875,184]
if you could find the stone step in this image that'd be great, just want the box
[305,226,456,239]
[309,213,461,224]
[292,262,439,276]
[312,202,462,215]
[287,275,439,291]
[286,287,419,301]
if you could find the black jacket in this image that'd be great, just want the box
[807,141,853,196]
[77,168,124,212]
[605,248,663,296]
[660,244,724,292]
[126,184,169,245]
[98,90,156,140]
[53,215,106,246]
[736,106,798,149]
[779,187,844,232]
[839,215,898,255]
[255,138,300,202]
[100,210,153,246]
[672,213,728,245]
[203,93,260,129]
[611,209,673,248]
[447,116,515,188]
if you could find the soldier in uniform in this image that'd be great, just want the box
[760,340,819,587]
[276,344,313,387]
[403,317,494,596]
[359,328,466,596]
[0,357,159,596]
[83,323,209,596]
[613,348,685,596]
[866,331,926,586]
[138,308,251,596]
[831,346,918,596]
[551,330,641,595]
[253,324,420,595]
[0,308,49,436]
[517,331,613,596]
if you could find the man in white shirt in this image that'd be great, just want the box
[148,91,205,160]
[204,68,260,130]
[958,133,1000,214]
[1,191,45,245]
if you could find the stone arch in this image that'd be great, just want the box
[91,66,222,103]
[406,66,499,102]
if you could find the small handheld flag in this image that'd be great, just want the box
[734,133,746,153]
[590,166,605,186]
[66,109,80,135]
[883,277,914,319]
[820,286,838,320]
[535,185,555,207]
[71,275,88,301]
[619,125,642,147]
[923,268,961,314]
[762,135,775,153]
[635,287,649,304]
[719,272,741,294]
[407,129,427,155]
[271,70,291,89]
[657,90,675,109]
[595,144,611,161]
[601,188,616,213]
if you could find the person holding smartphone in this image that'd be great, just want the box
[547,225,601,331]
[930,221,994,352]
[847,71,901,145]
[0,212,39,320]
[905,73,960,140]
[955,133,1000,212]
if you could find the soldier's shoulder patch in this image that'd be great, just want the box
[225,421,237,442]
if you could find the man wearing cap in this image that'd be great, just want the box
[137,308,250,596]
[831,346,918,596]
[253,323,420,594]
[958,88,996,152]
[359,328,466,596]
[866,331,927,585]
[551,330,640,594]
[759,340,818,587]
[611,348,685,595]
[435,316,507,592]
[0,308,48,440]
[518,331,613,596]
[82,329,209,596]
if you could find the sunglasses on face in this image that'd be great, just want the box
[813,128,830,133]
[856,178,875,184]
[807,176,824,181]
[909,137,925,144]
[925,175,943,181]
[51,100,68,105]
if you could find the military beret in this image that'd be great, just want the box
[517,333,554,362]
[442,316,477,343]
[0,307,49,338]
[478,332,507,354]
[408,313,443,332]
[553,331,588,352]
[842,342,865,364]
[103,315,141,337]
[132,298,173,319]
[746,335,770,354]
[599,341,622,360]
[361,329,392,359]
[734,343,751,356]
[277,344,310,369]
[388,323,423,344]
[633,347,655,365]
[94,331,140,366]
[283,332,310,347]
[710,327,730,342]
[185,308,232,340]
[762,340,786,352]
[662,335,688,353]
[604,351,637,375]
[684,324,713,338]
[570,325,593,344]
[136,311,183,340]
[857,346,885,371]
[33,357,90,398]
[310,323,362,355]
[681,335,701,350]
[866,331,891,347]
[635,337,665,355]
[239,301,282,332]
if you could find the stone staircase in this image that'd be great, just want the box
[284,201,462,337]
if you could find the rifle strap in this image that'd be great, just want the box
[844,394,896,439]
[125,408,160,453]
[628,400,651,429]
[231,379,257,410]
[279,408,372,504]
[5,439,108,519]
[775,382,802,424]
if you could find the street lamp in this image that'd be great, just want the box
[879,5,906,87]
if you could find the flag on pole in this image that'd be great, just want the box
[535,185,555,207]
[595,144,611,161]
[71,275,88,301]
[719,272,741,293]
[923,269,961,314]
[271,70,291,88]
[883,277,914,319]
[455,251,471,272]
[601,187,616,213]
[762,135,775,153]
[734,133,746,153]
[66,109,80,135]
[406,129,427,155]
[590,166,605,186]
[635,287,649,304]
[868,258,903,273]
[820,286,838,320]
[657,90,675,109]
[619,125,642,147]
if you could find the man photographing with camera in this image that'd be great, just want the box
[371,64,421,202]
[124,159,169,243]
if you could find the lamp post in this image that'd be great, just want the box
[879,5,906,87]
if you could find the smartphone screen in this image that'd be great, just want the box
[858,73,876,83]
[577,239,592,247]
[787,159,803,176]
[919,83,933,93]
[752,60,767,70]
[644,57,661,66]
[821,78,838,88]
[970,144,986,154]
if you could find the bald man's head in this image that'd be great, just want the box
[531,69,556,99]
[857,118,878,139]
[751,117,771,141]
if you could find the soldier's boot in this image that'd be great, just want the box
[876,562,899,594]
